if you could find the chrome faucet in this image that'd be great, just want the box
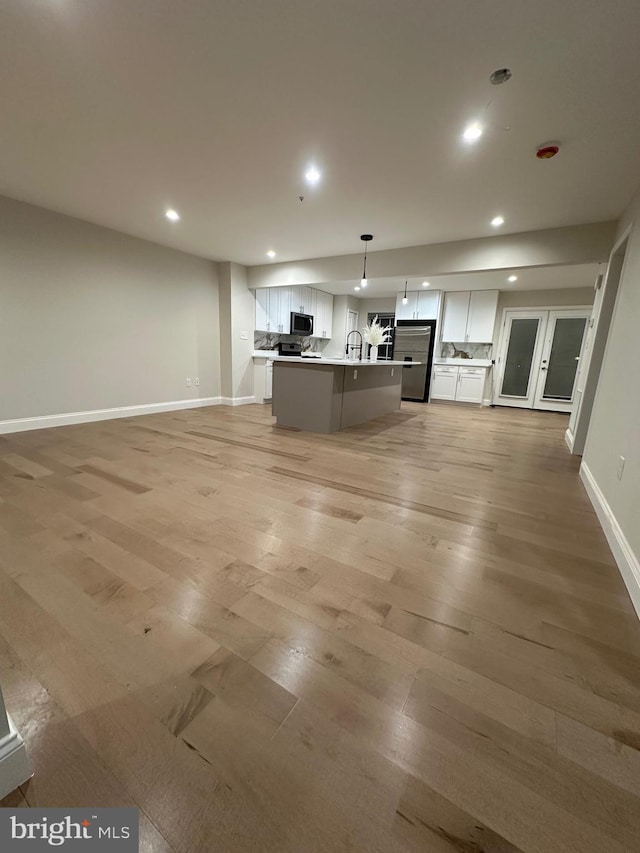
[345,330,363,361]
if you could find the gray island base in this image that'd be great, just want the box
[272,358,417,433]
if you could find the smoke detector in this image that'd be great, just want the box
[536,144,560,159]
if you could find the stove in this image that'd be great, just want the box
[278,342,302,357]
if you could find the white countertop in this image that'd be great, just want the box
[433,358,492,367]
[271,356,421,366]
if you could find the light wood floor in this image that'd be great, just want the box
[1,401,639,852]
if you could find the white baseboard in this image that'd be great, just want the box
[564,428,575,452]
[0,715,32,800]
[580,462,640,620]
[0,397,221,435]
[482,398,492,407]
[219,396,256,406]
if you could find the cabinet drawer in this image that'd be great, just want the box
[434,366,458,374]
[459,367,485,375]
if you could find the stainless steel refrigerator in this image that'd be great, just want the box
[393,320,436,402]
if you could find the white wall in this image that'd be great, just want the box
[0,196,220,425]
[218,262,255,401]
[325,295,361,357]
[357,297,396,317]
[491,286,595,345]
[582,188,640,591]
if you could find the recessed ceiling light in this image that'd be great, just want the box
[422,281,430,287]
[463,122,483,143]
[266,250,276,258]
[354,286,361,291]
[508,275,518,282]
[165,209,180,222]
[491,216,504,227]
[305,166,321,185]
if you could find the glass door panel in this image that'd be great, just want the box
[500,318,541,397]
[534,311,590,412]
[541,317,587,400]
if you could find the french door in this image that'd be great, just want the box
[494,309,589,412]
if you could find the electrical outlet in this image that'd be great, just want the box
[240,330,248,340]
[391,368,394,376]
[353,369,358,379]
[195,377,200,386]
[617,456,625,480]
[186,378,192,387]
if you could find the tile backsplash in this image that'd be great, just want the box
[440,342,492,359]
[254,332,323,352]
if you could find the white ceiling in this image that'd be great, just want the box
[1,1,639,266]
[322,263,602,298]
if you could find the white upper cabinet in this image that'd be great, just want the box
[254,286,333,337]
[255,286,291,333]
[395,290,441,320]
[441,291,470,341]
[273,287,292,333]
[416,289,441,319]
[314,290,334,339]
[255,288,270,332]
[467,290,499,342]
[395,292,418,320]
[291,286,314,314]
[441,289,498,342]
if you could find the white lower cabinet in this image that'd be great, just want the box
[431,365,486,404]
[456,368,485,403]
[431,366,458,400]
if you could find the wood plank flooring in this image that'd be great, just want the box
[1,401,639,852]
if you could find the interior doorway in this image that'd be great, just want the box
[567,231,630,454]
[347,309,359,336]
[494,307,590,412]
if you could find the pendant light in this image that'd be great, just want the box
[402,279,408,305]
[360,234,373,287]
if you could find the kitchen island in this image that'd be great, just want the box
[272,357,418,433]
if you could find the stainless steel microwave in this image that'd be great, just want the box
[290,312,313,336]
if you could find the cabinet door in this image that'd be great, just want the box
[311,290,323,337]
[307,288,317,322]
[291,286,312,314]
[416,290,441,320]
[255,289,270,331]
[323,293,333,338]
[315,291,333,338]
[467,290,498,342]
[395,292,418,320]
[456,369,484,403]
[430,367,458,400]
[441,292,470,341]
[274,287,291,333]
